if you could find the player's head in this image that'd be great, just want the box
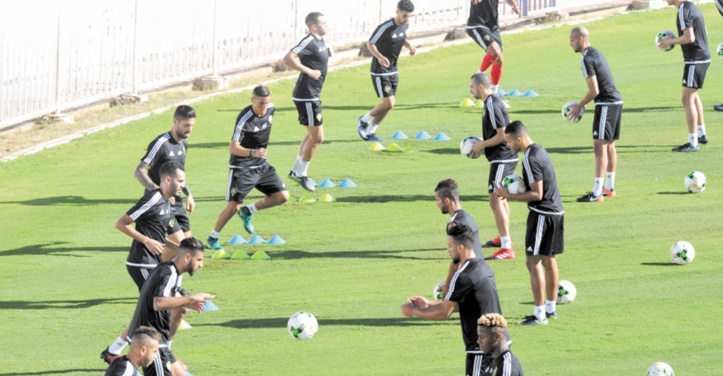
[159,161,186,197]
[129,326,161,367]
[446,224,475,263]
[176,237,205,276]
[395,0,415,25]
[305,12,327,37]
[172,105,196,140]
[251,85,271,117]
[434,178,459,215]
[476,313,508,355]
[469,72,492,100]
[504,120,529,153]
[569,26,589,53]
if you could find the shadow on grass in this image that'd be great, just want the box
[204,316,454,330]
[335,195,487,203]
[0,195,136,206]
[272,248,444,261]
[0,297,136,310]
[640,262,679,267]
[192,139,359,149]
[0,369,106,375]
[0,242,127,257]
[656,192,690,195]
[215,103,452,114]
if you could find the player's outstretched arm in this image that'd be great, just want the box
[134,161,158,191]
[401,299,455,320]
[506,0,521,15]
[154,292,215,312]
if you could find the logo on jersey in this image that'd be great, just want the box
[169,151,175,156]
[392,33,398,38]
[318,46,325,52]
[384,85,392,93]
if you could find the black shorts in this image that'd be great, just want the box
[294,100,323,126]
[226,164,287,204]
[466,25,503,51]
[525,210,564,257]
[682,62,709,89]
[371,73,398,98]
[143,345,177,376]
[169,196,190,233]
[488,160,518,193]
[126,262,156,291]
[592,104,622,141]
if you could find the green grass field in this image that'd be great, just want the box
[2,6,723,375]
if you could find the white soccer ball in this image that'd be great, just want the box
[561,101,584,123]
[684,171,706,193]
[656,30,675,51]
[717,42,723,59]
[287,311,319,341]
[459,136,482,158]
[503,174,527,194]
[670,241,695,265]
[556,280,576,304]
[648,362,675,376]
[433,281,445,300]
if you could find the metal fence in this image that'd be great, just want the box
[0,0,590,130]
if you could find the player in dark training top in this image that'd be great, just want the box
[103,326,160,376]
[476,314,524,376]
[468,72,518,260]
[659,0,710,152]
[466,0,520,94]
[207,85,289,250]
[568,27,623,202]
[496,121,564,326]
[284,12,333,192]
[135,105,196,254]
[357,0,416,142]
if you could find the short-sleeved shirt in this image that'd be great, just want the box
[230,104,275,169]
[521,144,564,215]
[480,350,524,376]
[141,132,187,187]
[369,19,409,75]
[104,356,137,376]
[482,94,517,162]
[125,189,173,266]
[676,1,710,62]
[448,209,483,259]
[580,47,623,104]
[128,261,181,343]
[291,34,329,100]
[445,257,503,351]
[468,0,501,30]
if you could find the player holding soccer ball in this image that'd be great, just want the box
[568,27,623,202]
[658,0,710,151]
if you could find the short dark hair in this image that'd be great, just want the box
[504,120,528,137]
[252,85,270,98]
[159,161,184,179]
[305,12,324,28]
[173,105,196,120]
[470,72,491,88]
[435,179,459,202]
[179,237,205,255]
[447,224,475,249]
[397,0,414,12]
[132,326,161,342]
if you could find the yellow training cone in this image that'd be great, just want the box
[320,193,335,202]
[368,142,385,151]
[386,143,404,152]
[460,98,475,107]
[211,250,230,259]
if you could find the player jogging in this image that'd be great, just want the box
[103,326,160,376]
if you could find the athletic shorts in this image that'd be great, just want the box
[143,345,177,376]
[488,160,518,193]
[169,196,190,234]
[592,104,622,141]
[371,73,398,98]
[126,262,156,291]
[466,25,503,51]
[226,164,287,204]
[525,210,564,257]
[294,99,323,127]
[682,62,709,89]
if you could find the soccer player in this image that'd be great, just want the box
[476,313,524,376]
[104,326,161,376]
[207,85,289,250]
[357,0,416,142]
[567,27,623,202]
[466,0,520,93]
[135,105,196,256]
[468,72,518,259]
[401,224,507,375]
[125,237,214,376]
[284,12,333,192]
[495,121,563,326]
[101,161,184,364]
[658,0,710,151]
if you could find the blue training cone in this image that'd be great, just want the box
[228,234,246,245]
[497,88,507,96]
[415,131,432,140]
[507,89,523,97]
[392,130,409,140]
[338,178,357,188]
[523,89,539,98]
[248,235,266,244]
[433,132,451,141]
[267,235,287,245]
[317,178,336,188]
[203,301,219,312]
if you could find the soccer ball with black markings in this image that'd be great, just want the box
[556,280,577,304]
[717,42,723,59]
[684,171,706,193]
[656,30,675,51]
[647,362,674,376]
[561,101,583,123]
[503,174,526,194]
[287,311,318,341]
[670,241,695,265]
[459,136,482,158]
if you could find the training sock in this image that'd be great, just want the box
[293,155,302,174]
[300,160,310,176]
[593,177,604,197]
[500,236,512,249]
[246,203,258,215]
[367,123,379,135]
[490,85,498,94]
[361,112,373,124]
[698,124,706,137]
[604,172,615,190]
[108,336,128,355]
[689,133,698,147]
[545,300,556,314]
[491,61,503,86]
[480,53,495,72]
[210,230,220,239]
[534,305,545,321]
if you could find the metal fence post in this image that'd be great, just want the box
[211,0,218,76]
[132,0,139,95]
[53,6,62,116]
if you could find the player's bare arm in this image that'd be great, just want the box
[495,180,543,202]
[134,161,159,191]
[659,28,694,49]
[154,292,215,312]
[283,51,322,80]
[401,298,455,320]
[366,42,390,68]
[116,214,165,255]
[229,142,267,159]
[570,76,599,119]
[404,40,416,56]
[506,0,521,15]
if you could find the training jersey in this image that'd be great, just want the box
[480,350,524,376]
[676,1,710,63]
[230,104,275,169]
[580,47,623,104]
[482,94,517,162]
[445,257,503,351]
[369,18,409,75]
[141,132,187,186]
[125,189,173,266]
[128,261,182,343]
[448,209,483,259]
[291,34,329,101]
[521,144,564,215]
[104,356,137,376]
[468,0,501,30]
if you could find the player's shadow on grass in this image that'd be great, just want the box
[205,317,454,330]
[0,369,106,375]
[0,242,127,257]
[193,139,356,149]
[656,192,690,195]
[336,194,487,203]
[640,262,680,267]
[0,195,136,206]
[274,248,445,261]
[0,297,136,310]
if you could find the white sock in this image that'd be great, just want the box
[247,203,258,215]
[545,300,556,313]
[167,340,173,350]
[300,160,310,176]
[491,85,498,94]
[592,177,604,197]
[500,236,512,249]
[361,112,373,124]
[689,133,698,147]
[108,336,128,355]
[698,124,706,137]
[210,230,220,239]
[604,172,615,190]
[367,123,379,135]
[293,155,302,174]
[534,305,545,321]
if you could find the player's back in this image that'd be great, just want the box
[104,356,136,376]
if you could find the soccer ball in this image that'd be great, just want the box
[717,42,723,59]
[556,280,577,304]
[656,30,675,51]
[459,136,482,158]
[684,171,706,193]
[670,241,695,265]
[433,281,445,300]
[647,362,675,376]
[287,311,319,341]
[561,101,584,123]
[503,174,526,194]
